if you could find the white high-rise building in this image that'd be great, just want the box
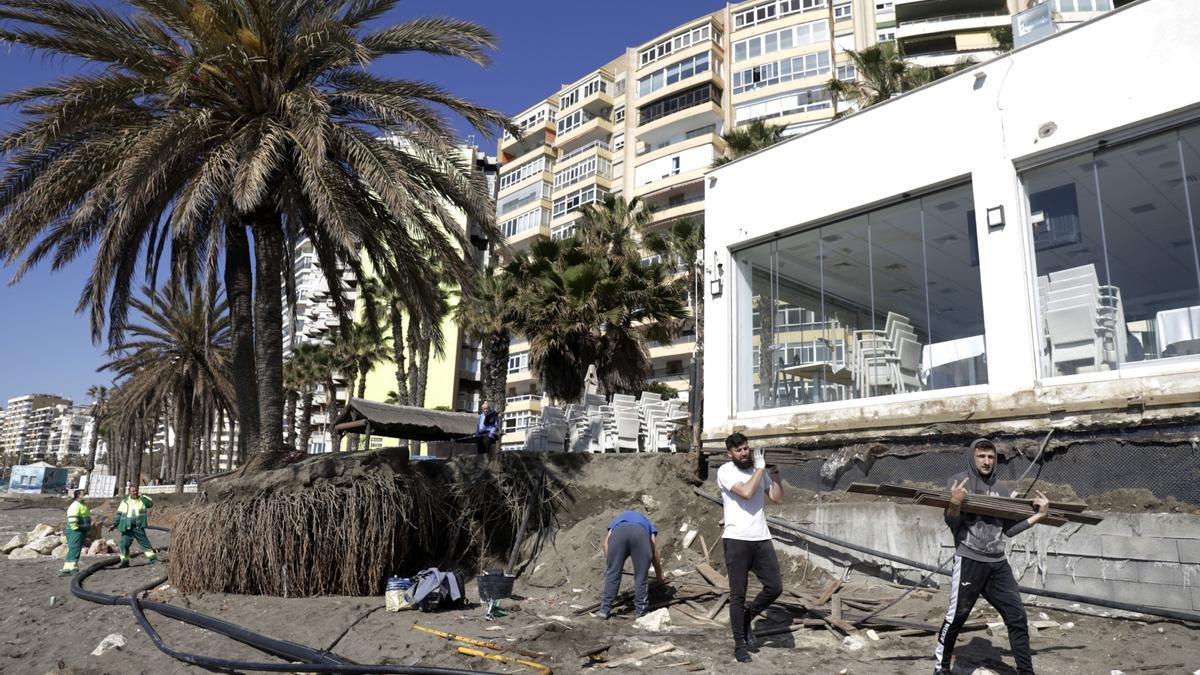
[0,394,73,462]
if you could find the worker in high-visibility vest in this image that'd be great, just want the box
[60,489,91,577]
[111,485,158,567]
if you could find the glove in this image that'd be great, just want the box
[753,448,766,470]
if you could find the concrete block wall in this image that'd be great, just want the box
[773,502,1200,613]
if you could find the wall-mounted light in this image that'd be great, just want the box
[986,205,1005,231]
[710,252,724,297]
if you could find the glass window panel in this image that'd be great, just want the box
[1096,130,1200,364]
[749,39,762,59]
[780,30,794,50]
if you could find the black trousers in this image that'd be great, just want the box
[723,538,783,646]
[935,555,1034,674]
[475,434,495,456]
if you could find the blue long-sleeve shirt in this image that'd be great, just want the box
[477,411,498,437]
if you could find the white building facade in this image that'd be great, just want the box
[704,0,1200,445]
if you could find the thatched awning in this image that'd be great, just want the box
[332,398,477,442]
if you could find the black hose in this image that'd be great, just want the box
[693,488,1200,624]
[71,537,502,673]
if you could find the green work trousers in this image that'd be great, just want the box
[65,528,84,563]
[119,528,157,562]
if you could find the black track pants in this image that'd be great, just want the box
[935,555,1033,674]
[723,538,783,646]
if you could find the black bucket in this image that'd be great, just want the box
[476,571,515,602]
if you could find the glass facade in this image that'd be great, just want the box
[736,183,987,410]
[1026,122,1200,376]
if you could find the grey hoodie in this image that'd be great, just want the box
[944,440,1032,562]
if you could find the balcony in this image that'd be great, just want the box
[637,84,723,140]
[501,116,555,162]
[649,336,696,360]
[507,368,535,385]
[555,114,614,153]
[558,74,615,118]
[503,394,543,413]
[896,10,1009,40]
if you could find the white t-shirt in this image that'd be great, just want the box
[717,462,773,541]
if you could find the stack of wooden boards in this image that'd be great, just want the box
[847,482,1104,527]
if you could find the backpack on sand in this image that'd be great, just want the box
[403,567,467,612]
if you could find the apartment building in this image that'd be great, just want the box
[0,394,73,462]
[493,0,896,448]
[48,405,92,462]
[895,0,1119,66]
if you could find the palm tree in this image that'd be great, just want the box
[0,1,514,457]
[712,120,786,167]
[337,322,392,451]
[828,42,975,111]
[456,266,516,414]
[84,385,109,474]
[101,284,233,492]
[642,218,704,450]
[284,342,325,455]
[506,196,688,401]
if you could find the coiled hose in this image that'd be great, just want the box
[71,525,501,674]
[694,488,1200,624]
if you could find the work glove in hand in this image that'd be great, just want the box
[753,448,766,470]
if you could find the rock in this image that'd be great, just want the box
[986,621,1006,637]
[1,534,27,553]
[1038,612,1050,621]
[1031,620,1060,630]
[682,530,698,549]
[59,534,68,545]
[633,608,671,632]
[1061,622,1075,630]
[841,634,867,652]
[640,494,658,510]
[28,523,55,540]
[85,540,106,556]
[866,629,881,641]
[26,535,61,555]
[679,522,689,532]
[971,669,1000,675]
[8,548,40,561]
[91,633,126,656]
[1110,670,1126,675]
[51,544,69,559]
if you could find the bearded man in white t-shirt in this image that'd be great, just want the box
[717,432,784,664]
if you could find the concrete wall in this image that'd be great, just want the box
[773,502,1200,613]
[703,0,1200,440]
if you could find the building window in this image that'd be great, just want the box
[736,182,987,411]
[559,75,610,110]
[503,410,535,432]
[638,83,720,126]
[875,1,893,11]
[613,134,625,152]
[556,108,596,135]
[554,156,612,190]
[733,0,828,30]
[504,106,556,142]
[507,351,530,374]
[1054,0,1113,11]
[834,3,852,20]
[552,185,607,218]
[732,51,832,95]
[613,106,625,124]
[638,52,712,99]
[1025,121,1200,377]
[732,19,829,63]
[836,64,857,81]
[877,30,896,42]
[500,208,549,238]
[499,156,550,190]
[550,222,578,241]
[496,182,549,216]
[639,23,715,68]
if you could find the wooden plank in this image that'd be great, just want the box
[577,644,611,659]
[699,534,710,564]
[831,594,843,622]
[815,567,847,605]
[696,562,729,590]
[705,593,728,620]
[604,643,675,669]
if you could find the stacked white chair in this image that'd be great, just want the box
[852,312,922,397]
[1040,264,1124,375]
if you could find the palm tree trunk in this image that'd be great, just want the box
[325,377,342,452]
[174,394,191,494]
[252,210,286,453]
[348,356,371,452]
[298,392,313,455]
[129,426,144,488]
[390,306,409,405]
[85,410,101,473]
[284,389,297,448]
[226,222,261,455]
[482,330,510,415]
[214,411,225,471]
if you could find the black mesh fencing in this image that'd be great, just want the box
[750,427,1200,505]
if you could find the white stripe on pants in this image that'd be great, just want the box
[934,555,963,668]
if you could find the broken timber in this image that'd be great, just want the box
[847,482,1104,526]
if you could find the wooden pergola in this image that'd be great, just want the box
[332,398,478,450]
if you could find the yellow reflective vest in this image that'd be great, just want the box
[67,500,92,532]
[115,495,153,532]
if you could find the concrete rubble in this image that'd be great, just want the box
[90,633,126,656]
[3,522,111,560]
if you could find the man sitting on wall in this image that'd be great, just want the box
[934,438,1050,675]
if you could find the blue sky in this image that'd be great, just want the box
[0,0,727,405]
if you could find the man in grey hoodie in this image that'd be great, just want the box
[934,438,1050,675]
